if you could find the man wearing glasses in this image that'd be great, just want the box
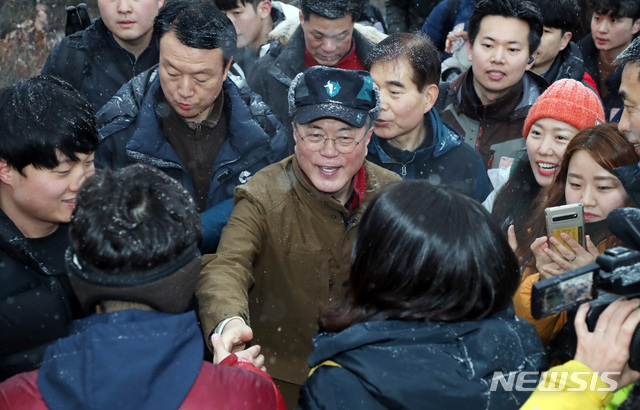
[196,66,400,408]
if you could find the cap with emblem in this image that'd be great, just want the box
[288,66,380,128]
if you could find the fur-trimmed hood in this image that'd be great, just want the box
[269,20,387,47]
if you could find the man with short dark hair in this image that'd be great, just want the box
[436,0,547,171]
[0,76,98,381]
[529,0,596,89]
[0,163,284,409]
[196,67,401,408]
[43,0,164,112]
[247,0,382,151]
[97,0,287,252]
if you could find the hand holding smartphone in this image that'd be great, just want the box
[545,203,586,252]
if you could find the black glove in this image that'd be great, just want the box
[65,3,91,36]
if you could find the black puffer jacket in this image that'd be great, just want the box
[42,17,159,112]
[298,305,547,409]
[0,212,77,381]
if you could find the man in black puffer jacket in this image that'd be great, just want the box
[0,76,99,381]
[42,0,164,112]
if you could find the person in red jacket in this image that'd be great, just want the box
[0,163,284,410]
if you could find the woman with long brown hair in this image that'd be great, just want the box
[514,123,638,344]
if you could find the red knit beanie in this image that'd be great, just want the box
[523,79,604,138]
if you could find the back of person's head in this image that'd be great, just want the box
[531,0,580,33]
[588,0,640,20]
[616,35,640,66]
[154,0,237,64]
[214,0,258,11]
[319,180,521,332]
[365,33,440,92]
[468,0,543,54]
[67,163,203,314]
[0,75,98,174]
[300,0,366,21]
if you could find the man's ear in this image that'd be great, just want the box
[423,83,439,114]
[466,40,473,62]
[258,0,272,19]
[299,10,304,26]
[560,31,572,51]
[633,18,640,35]
[0,159,14,185]
[222,56,233,82]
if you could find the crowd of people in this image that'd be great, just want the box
[2,0,640,408]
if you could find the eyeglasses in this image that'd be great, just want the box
[295,126,368,154]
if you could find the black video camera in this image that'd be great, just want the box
[530,207,640,369]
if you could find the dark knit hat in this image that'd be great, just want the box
[523,79,604,139]
[67,244,201,314]
[288,66,380,128]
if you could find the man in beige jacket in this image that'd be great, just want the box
[196,66,400,408]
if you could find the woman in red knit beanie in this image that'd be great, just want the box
[489,79,604,262]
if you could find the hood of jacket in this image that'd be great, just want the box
[37,310,204,409]
[306,305,547,408]
[268,20,386,49]
[368,109,462,164]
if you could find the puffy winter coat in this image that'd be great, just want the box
[42,17,158,112]
[0,211,77,381]
[96,67,288,252]
[0,310,284,409]
[298,306,547,409]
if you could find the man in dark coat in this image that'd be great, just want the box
[0,76,98,381]
[96,1,287,252]
[42,0,163,112]
[436,0,547,170]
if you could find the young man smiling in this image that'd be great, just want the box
[436,0,546,171]
[43,0,164,112]
[0,76,98,381]
[196,67,400,408]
